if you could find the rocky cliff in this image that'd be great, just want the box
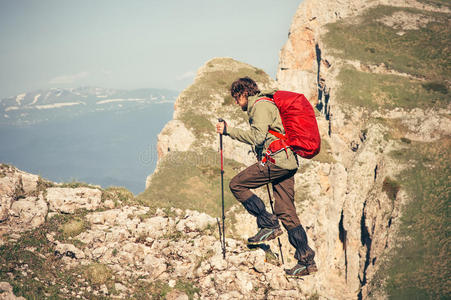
[276,0,450,298]
[142,0,450,298]
[0,0,449,299]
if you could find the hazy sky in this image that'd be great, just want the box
[0,0,301,98]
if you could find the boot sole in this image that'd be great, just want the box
[285,264,318,278]
[247,228,283,245]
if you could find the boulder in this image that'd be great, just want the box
[176,210,216,232]
[143,255,167,278]
[47,187,102,213]
[54,242,85,259]
[9,194,48,229]
[0,281,26,300]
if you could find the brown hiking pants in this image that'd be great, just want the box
[229,162,301,231]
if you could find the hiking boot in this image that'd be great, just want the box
[247,227,283,245]
[285,261,318,278]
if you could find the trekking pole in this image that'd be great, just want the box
[266,183,285,265]
[218,118,226,259]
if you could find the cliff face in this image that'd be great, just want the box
[1,0,449,299]
[276,0,450,298]
[144,0,450,299]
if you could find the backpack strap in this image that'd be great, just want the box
[255,97,286,139]
[254,97,292,166]
[254,97,274,105]
[268,129,285,140]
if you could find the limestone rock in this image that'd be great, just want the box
[143,255,167,277]
[114,282,127,293]
[145,120,196,189]
[235,271,253,294]
[0,281,26,300]
[166,290,189,300]
[9,194,48,229]
[47,187,102,213]
[137,216,174,239]
[54,242,85,259]
[176,210,216,232]
[0,165,40,223]
[157,120,195,159]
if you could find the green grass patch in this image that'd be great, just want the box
[422,81,448,94]
[323,5,450,82]
[101,186,136,206]
[132,280,171,299]
[59,180,100,189]
[137,150,244,217]
[335,65,449,110]
[176,58,274,141]
[60,218,89,239]
[312,138,335,164]
[370,137,451,298]
[132,279,199,300]
[179,109,214,141]
[175,280,200,299]
[84,263,112,286]
[382,177,400,204]
[419,0,451,9]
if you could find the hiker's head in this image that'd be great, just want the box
[230,77,260,111]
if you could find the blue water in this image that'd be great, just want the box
[0,104,173,194]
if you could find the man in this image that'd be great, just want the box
[215,77,317,277]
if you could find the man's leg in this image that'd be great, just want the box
[270,167,317,275]
[229,163,292,241]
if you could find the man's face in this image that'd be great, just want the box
[235,94,248,111]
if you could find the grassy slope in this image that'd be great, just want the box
[322,2,450,298]
[323,5,450,110]
[137,150,243,217]
[382,138,450,298]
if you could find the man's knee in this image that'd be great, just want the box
[229,176,236,193]
[229,174,252,203]
[229,175,240,196]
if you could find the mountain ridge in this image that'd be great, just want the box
[0,87,178,126]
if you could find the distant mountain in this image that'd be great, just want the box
[0,87,178,125]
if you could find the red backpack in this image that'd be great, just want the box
[257,91,321,162]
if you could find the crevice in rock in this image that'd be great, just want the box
[358,201,372,300]
[325,93,331,122]
[374,165,378,182]
[338,210,348,281]
[360,129,367,142]
[316,44,322,85]
[314,43,332,137]
[328,113,332,137]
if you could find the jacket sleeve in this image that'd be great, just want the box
[227,102,273,146]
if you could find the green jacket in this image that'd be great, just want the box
[227,91,299,170]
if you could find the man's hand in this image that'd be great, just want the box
[216,120,226,135]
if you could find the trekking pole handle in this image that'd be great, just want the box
[217,118,226,136]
